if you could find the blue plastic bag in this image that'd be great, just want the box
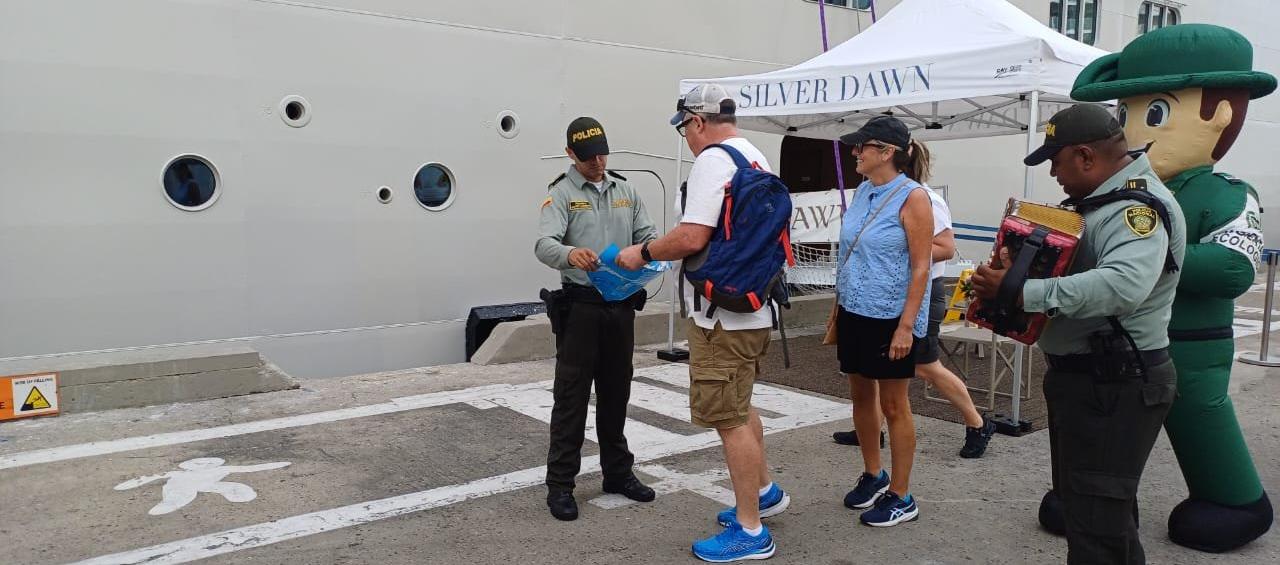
[587,244,671,302]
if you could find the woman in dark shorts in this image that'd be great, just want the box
[834,184,997,459]
[832,116,933,527]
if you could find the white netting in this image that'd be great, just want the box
[787,242,839,296]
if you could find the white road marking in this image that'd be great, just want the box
[0,381,549,471]
[589,464,734,510]
[626,381,692,422]
[1232,319,1280,339]
[75,397,849,564]
[484,386,685,448]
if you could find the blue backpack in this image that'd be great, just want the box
[681,143,796,326]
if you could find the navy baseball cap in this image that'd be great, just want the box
[839,115,911,150]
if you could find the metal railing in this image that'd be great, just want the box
[1239,249,1280,367]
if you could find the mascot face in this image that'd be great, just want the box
[1118,88,1234,180]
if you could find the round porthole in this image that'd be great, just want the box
[279,95,311,127]
[161,155,220,211]
[377,186,393,204]
[496,110,520,139]
[413,163,455,211]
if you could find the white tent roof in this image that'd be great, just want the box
[679,0,1110,141]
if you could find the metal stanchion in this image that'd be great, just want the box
[1239,249,1280,367]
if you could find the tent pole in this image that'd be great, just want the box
[1005,89,1041,435]
[818,0,849,211]
[658,132,688,362]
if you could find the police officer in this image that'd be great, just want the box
[534,117,657,521]
[971,104,1186,564]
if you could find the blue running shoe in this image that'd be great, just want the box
[716,483,791,526]
[843,470,890,509]
[692,522,776,562]
[860,490,919,527]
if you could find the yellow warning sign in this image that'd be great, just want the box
[1,372,60,420]
[21,387,51,411]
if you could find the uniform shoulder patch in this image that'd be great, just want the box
[606,170,627,181]
[1123,206,1159,237]
[1214,172,1243,184]
[540,196,553,209]
[547,173,567,189]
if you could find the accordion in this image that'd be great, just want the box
[966,199,1085,345]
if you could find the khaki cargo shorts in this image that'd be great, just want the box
[686,319,771,429]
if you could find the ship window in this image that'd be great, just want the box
[413,163,455,211]
[1139,2,1180,34]
[161,155,220,211]
[1048,0,1098,45]
[496,110,521,139]
[279,95,312,128]
[806,0,872,11]
[377,186,393,204]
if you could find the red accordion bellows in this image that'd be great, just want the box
[966,199,1084,345]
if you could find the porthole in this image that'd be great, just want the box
[413,163,455,211]
[279,95,311,128]
[377,186,393,204]
[161,155,220,211]
[496,110,520,139]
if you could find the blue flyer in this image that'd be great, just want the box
[587,244,671,302]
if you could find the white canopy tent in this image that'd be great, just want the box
[664,0,1111,428]
[678,0,1109,145]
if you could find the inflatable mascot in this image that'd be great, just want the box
[1037,24,1274,553]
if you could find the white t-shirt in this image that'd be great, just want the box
[924,185,953,280]
[678,137,775,331]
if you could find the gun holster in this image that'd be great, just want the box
[540,288,571,335]
[1086,331,1146,382]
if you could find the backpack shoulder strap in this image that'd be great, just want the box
[704,143,752,170]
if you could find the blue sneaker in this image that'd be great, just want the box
[692,522,776,562]
[716,483,791,526]
[843,470,890,509]
[860,490,919,527]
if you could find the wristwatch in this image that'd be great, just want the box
[641,241,653,262]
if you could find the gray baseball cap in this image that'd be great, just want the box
[670,83,736,125]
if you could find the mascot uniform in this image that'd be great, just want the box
[1036,24,1274,554]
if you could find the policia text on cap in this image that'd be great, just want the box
[971,104,1186,565]
[534,117,658,521]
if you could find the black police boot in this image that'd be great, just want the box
[547,491,579,521]
[832,429,886,447]
[603,476,656,503]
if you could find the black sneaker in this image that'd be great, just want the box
[832,429,886,447]
[959,417,996,458]
[603,476,655,503]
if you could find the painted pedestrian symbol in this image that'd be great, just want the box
[114,457,291,515]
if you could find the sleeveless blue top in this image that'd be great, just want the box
[836,173,930,337]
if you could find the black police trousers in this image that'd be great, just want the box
[545,299,637,493]
[1044,358,1177,565]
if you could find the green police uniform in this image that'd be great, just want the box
[534,163,657,500]
[1021,153,1186,565]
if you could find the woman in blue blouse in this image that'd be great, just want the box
[834,116,934,527]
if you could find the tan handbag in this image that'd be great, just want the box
[822,181,910,346]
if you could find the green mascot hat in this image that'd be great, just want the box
[1072,24,1276,102]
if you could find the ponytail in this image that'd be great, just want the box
[893,139,932,184]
